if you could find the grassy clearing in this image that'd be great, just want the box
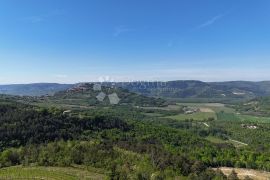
[199,107,215,113]
[237,114,270,123]
[165,112,217,121]
[0,166,107,180]
[176,102,225,107]
[143,112,164,117]
[205,136,227,144]
[210,106,235,113]
[206,136,248,148]
[141,104,183,111]
[177,102,235,113]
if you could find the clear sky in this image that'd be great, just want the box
[1,0,270,84]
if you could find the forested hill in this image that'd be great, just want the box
[46,83,167,107]
[110,80,270,102]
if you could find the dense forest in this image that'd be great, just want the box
[0,99,270,179]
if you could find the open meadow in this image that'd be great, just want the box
[0,166,107,180]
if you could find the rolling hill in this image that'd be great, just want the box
[111,80,270,102]
[1,81,270,103]
[39,83,167,107]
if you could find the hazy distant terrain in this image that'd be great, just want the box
[2,81,270,103]
[0,83,73,96]
[113,80,270,101]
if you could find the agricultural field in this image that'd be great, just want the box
[157,103,227,121]
[149,102,270,150]
[237,114,270,123]
[141,104,183,111]
[143,112,164,117]
[177,102,235,113]
[0,166,107,180]
[217,111,270,123]
[164,112,217,121]
[176,102,225,107]
[216,112,240,121]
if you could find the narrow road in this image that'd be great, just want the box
[229,139,248,146]
[203,122,209,127]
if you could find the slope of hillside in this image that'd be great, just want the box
[110,80,270,102]
[237,96,270,116]
[44,83,167,107]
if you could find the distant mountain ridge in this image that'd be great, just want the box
[0,83,73,96]
[1,81,270,102]
[110,80,270,102]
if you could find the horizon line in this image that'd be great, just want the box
[1,79,270,85]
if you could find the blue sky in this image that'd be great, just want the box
[0,0,270,84]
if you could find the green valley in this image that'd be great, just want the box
[0,85,270,179]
